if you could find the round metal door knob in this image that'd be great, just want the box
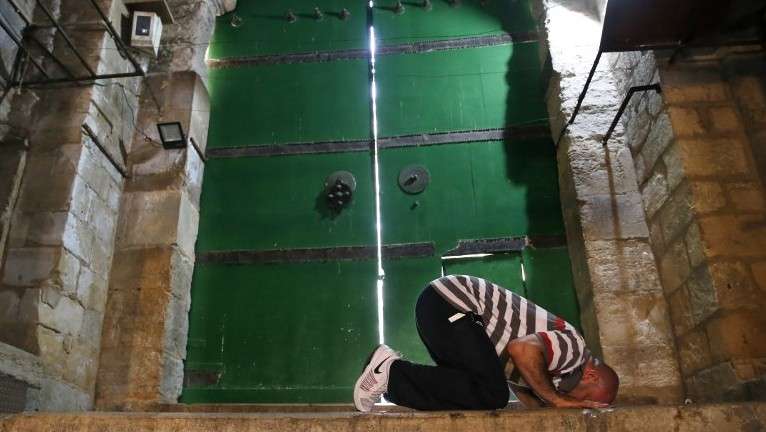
[324,171,356,211]
[398,165,430,194]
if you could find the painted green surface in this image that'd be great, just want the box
[187,0,577,403]
[442,254,525,296]
[208,1,368,59]
[522,247,581,330]
[379,138,565,254]
[207,60,371,148]
[376,43,547,137]
[196,152,375,252]
[373,0,537,45]
[182,260,379,403]
[382,257,443,365]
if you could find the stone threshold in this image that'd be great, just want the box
[2,402,766,431]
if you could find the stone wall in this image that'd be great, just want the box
[616,47,766,402]
[539,0,684,404]
[0,0,145,410]
[95,0,232,410]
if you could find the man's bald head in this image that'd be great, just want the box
[569,359,619,404]
[589,362,619,404]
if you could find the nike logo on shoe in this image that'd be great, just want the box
[373,356,391,374]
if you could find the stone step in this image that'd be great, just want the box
[1,403,765,431]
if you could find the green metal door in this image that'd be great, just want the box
[183,0,580,403]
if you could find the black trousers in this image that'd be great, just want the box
[384,285,510,410]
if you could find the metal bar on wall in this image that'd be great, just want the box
[442,235,567,257]
[206,124,552,159]
[34,0,97,77]
[208,32,540,68]
[602,83,662,146]
[197,242,436,265]
[0,14,49,79]
[7,0,76,79]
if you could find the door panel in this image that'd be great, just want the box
[442,254,525,296]
[209,0,368,59]
[381,257,443,365]
[376,43,547,137]
[196,152,375,252]
[378,139,565,255]
[187,0,581,404]
[183,260,378,403]
[522,246,581,329]
[207,60,371,149]
[373,0,537,45]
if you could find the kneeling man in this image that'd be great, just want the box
[354,275,619,411]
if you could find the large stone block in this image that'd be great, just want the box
[676,137,753,178]
[97,245,195,408]
[38,296,84,336]
[661,67,730,104]
[584,239,662,295]
[725,182,766,212]
[687,266,718,327]
[158,353,184,403]
[706,311,766,363]
[2,247,59,287]
[638,112,673,174]
[17,146,80,213]
[657,183,694,244]
[578,192,650,241]
[698,214,766,259]
[707,105,745,133]
[731,76,766,127]
[594,291,677,350]
[677,328,714,377]
[62,339,99,391]
[687,361,746,402]
[115,190,182,249]
[662,143,685,191]
[708,261,763,311]
[640,170,669,219]
[658,240,691,295]
[9,211,68,249]
[667,284,694,336]
[668,106,705,137]
[688,181,726,215]
[602,344,683,405]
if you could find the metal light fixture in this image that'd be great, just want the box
[157,121,186,149]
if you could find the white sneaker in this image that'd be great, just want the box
[353,344,400,412]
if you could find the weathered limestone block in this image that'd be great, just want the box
[677,328,714,376]
[97,246,194,409]
[154,0,221,79]
[657,240,691,295]
[128,72,209,208]
[541,0,683,403]
[576,192,650,241]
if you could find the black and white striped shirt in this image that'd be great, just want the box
[430,275,588,387]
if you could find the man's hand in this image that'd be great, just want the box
[548,394,608,409]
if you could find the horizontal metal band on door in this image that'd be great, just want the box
[208,32,539,68]
[206,124,551,158]
[443,235,568,257]
[198,242,436,265]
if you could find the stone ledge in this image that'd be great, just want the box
[0,342,44,389]
[2,403,766,431]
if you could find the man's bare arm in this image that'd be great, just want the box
[507,335,606,409]
[509,383,544,408]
